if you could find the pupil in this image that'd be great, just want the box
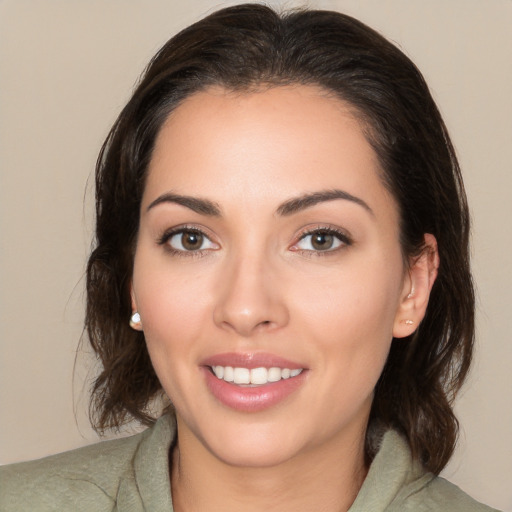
[312,232,333,250]
[182,231,202,250]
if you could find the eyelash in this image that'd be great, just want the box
[157,225,352,257]
[292,225,353,256]
[157,225,217,258]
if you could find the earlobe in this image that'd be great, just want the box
[393,233,439,338]
[130,312,143,330]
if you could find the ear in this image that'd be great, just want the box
[129,281,143,331]
[130,280,137,312]
[393,233,439,338]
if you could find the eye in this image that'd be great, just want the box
[161,228,218,252]
[292,228,351,253]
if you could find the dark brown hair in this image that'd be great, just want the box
[86,3,474,474]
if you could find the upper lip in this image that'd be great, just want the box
[201,352,305,370]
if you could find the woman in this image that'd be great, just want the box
[0,4,500,511]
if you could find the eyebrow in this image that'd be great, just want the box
[146,193,221,216]
[146,188,373,218]
[275,189,373,216]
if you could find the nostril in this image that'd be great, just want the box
[254,320,275,332]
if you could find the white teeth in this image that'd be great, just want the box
[233,367,250,384]
[211,366,303,385]
[267,367,282,382]
[223,366,234,382]
[250,367,268,385]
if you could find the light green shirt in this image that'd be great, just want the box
[0,414,499,511]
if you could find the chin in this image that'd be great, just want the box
[192,416,310,468]
[209,437,300,468]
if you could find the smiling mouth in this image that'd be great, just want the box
[210,366,304,386]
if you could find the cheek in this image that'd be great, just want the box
[297,287,394,377]
[289,255,403,390]
[142,284,207,337]
[294,261,402,338]
[133,272,211,408]
[134,241,208,317]
[131,252,213,368]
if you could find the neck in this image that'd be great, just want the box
[170,419,368,512]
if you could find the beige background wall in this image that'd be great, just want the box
[1,1,511,510]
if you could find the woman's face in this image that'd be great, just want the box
[132,85,412,467]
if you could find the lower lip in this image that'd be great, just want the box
[203,368,307,412]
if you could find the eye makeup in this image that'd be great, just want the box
[157,224,219,258]
[290,224,353,257]
[156,222,353,260]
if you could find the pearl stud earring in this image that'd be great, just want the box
[129,312,142,330]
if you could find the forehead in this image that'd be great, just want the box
[144,85,395,219]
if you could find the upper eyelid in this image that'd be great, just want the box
[159,224,213,238]
[158,227,220,258]
[296,225,352,241]
[290,226,353,253]
[157,224,352,248]
[157,225,217,247]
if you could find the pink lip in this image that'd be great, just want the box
[201,352,307,413]
[202,352,304,370]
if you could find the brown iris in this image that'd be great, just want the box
[311,231,335,250]
[181,231,203,250]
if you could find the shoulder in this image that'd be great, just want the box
[353,429,501,512]
[408,476,502,512]
[0,431,144,512]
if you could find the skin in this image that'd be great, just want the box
[131,85,438,512]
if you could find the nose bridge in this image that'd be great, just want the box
[213,241,288,336]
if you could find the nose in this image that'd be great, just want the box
[213,251,289,337]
